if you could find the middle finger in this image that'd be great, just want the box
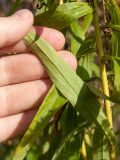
[0,27,65,53]
[0,51,76,86]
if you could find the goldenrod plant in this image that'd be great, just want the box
[1,0,120,159]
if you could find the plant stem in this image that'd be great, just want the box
[101,64,113,127]
[60,0,64,5]
[93,0,112,128]
[81,140,87,160]
[102,0,107,23]
[93,0,116,159]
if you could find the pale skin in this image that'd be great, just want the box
[0,9,77,142]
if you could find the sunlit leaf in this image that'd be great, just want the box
[102,55,120,99]
[70,13,93,56]
[13,85,66,160]
[78,52,94,81]
[34,2,93,29]
[13,32,115,160]
[81,13,93,34]
[77,38,96,81]
[24,32,115,140]
[70,21,85,55]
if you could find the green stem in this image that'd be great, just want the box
[102,0,107,23]
[93,0,116,159]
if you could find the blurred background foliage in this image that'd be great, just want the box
[0,0,33,15]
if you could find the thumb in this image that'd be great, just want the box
[0,9,33,48]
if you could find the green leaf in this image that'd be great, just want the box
[93,128,110,160]
[24,32,115,141]
[24,32,84,106]
[81,13,93,34]
[77,52,94,81]
[13,85,66,160]
[70,21,85,55]
[77,38,95,58]
[92,64,100,77]
[44,105,84,160]
[34,2,93,29]
[70,13,93,56]
[52,123,87,160]
[62,105,77,137]
[112,59,120,96]
[13,32,115,160]
[113,104,120,156]
[105,1,120,57]
[42,128,63,160]
[77,38,96,81]
[102,55,120,99]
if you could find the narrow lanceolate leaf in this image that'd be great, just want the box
[24,32,84,106]
[70,21,85,55]
[34,2,93,29]
[102,55,120,100]
[77,52,94,81]
[13,85,66,160]
[25,32,115,137]
[77,38,95,58]
[113,58,120,95]
[77,38,96,81]
[81,13,93,34]
[52,123,88,160]
[105,0,120,57]
[53,105,80,160]
[24,32,115,138]
[93,128,110,160]
[70,13,93,56]
[13,32,115,160]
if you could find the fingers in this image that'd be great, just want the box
[0,53,47,86]
[0,27,65,53]
[0,108,38,142]
[32,27,65,51]
[0,9,65,53]
[0,80,52,117]
[0,51,77,86]
[0,9,33,48]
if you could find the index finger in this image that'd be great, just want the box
[0,27,65,54]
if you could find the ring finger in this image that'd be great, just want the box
[0,79,52,117]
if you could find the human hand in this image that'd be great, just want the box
[0,9,77,142]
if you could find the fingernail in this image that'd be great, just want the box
[14,9,31,20]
